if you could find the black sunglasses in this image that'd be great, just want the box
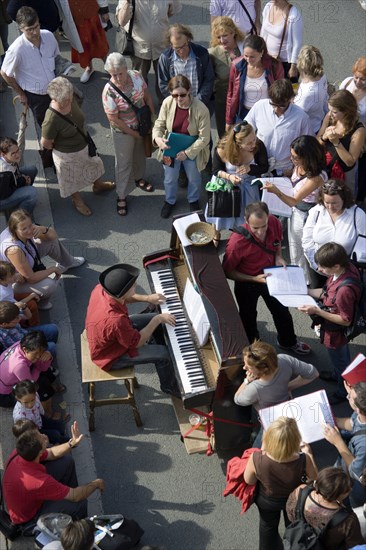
[233,120,248,134]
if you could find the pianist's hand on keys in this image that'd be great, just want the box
[149,293,168,305]
[158,313,176,326]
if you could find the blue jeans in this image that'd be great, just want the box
[0,165,38,216]
[163,158,201,205]
[327,344,350,398]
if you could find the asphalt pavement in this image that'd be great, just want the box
[0,1,365,549]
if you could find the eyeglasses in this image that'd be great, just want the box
[21,22,40,33]
[321,181,343,193]
[171,93,188,99]
[269,101,290,111]
[172,42,189,52]
[233,120,248,134]
[247,345,260,361]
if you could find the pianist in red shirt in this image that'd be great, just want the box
[85,263,180,397]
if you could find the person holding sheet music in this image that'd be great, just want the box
[223,201,311,355]
[244,416,317,550]
[298,243,362,406]
[153,74,211,219]
[261,135,327,284]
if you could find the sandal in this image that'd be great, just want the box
[72,198,92,216]
[117,198,128,216]
[135,179,154,192]
[93,180,116,194]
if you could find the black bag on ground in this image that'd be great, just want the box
[207,186,241,218]
[92,515,144,550]
[0,509,21,541]
[283,486,349,550]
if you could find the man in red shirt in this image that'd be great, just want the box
[223,202,310,355]
[3,422,104,524]
[85,263,180,396]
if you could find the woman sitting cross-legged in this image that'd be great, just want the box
[0,209,85,310]
[153,74,211,219]
[41,77,115,217]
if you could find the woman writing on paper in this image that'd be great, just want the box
[244,416,317,550]
[261,135,327,283]
[153,75,211,219]
[205,121,268,244]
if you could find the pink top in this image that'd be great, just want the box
[102,70,147,131]
[0,343,51,395]
[291,167,327,204]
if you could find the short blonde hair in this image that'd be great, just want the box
[210,16,245,47]
[297,45,324,78]
[262,417,301,461]
[47,77,73,104]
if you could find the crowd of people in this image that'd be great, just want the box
[0,1,365,548]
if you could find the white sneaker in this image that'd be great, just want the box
[56,257,85,273]
[62,64,76,76]
[80,68,94,83]
[359,0,366,10]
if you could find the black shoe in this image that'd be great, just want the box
[161,201,174,218]
[328,392,347,405]
[319,370,337,382]
[189,201,200,212]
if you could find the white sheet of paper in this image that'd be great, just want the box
[260,177,294,217]
[183,278,210,346]
[342,353,366,377]
[173,213,200,247]
[264,266,308,295]
[274,295,318,307]
[259,390,334,443]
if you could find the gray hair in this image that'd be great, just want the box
[47,77,74,103]
[104,52,127,73]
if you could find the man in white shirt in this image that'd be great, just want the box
[245,79,313,174]
[210,0,261,35]
[1,6,59,126]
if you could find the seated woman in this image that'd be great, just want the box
[41,77,115,217]
[205,121,268,242]
[153,74,211,219]
[103,52,155,217]
[318,89,365,194]
[340,56,366,203]
[302,179,366,288]
[244,416,317,550]
[262,135,327,283]
[0,137,37,216]
[294,45,328,134]
[225,34,283,130]
[0,209,85,310]
[234,340,318,446]
[0,331,65,416]
[209,16,245,137]
[286,467,364,550]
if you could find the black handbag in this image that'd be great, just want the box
[24,240,47,272]
[49,107,98,157]
[115,0,135,57]
[108,81,152,137]
[38,148,55,169]
[207,186,241,218]
[92,515,144,550]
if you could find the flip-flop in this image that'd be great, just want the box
[72,198,92,216]
[117,198,128,216]
[135,179,154,192]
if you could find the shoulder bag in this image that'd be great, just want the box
[276,4,292,60]
[206,175,241,218]
[115,0,135,57]
[237,0,258,35]
[49,107,97,157]
[108,80,152,137]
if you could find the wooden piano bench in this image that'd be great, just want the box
[80,332,143,431]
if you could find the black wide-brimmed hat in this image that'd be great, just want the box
[99,264,140,298]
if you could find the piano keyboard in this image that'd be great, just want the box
[151,269,208,395]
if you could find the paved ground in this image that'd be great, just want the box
[0,1,365,548]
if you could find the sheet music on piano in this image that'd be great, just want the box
[183,278,210,346]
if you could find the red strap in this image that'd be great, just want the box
[143,254,177,268]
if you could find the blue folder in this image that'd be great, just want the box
[165,132,198,158]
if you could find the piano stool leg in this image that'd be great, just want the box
[124,378,143,427]
[133,376,139,389]
[88,381,96,432]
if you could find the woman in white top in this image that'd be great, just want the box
[294,45,328,133]
[262,136,327,283]
[302,179,366,287]
[261,0,303,80]
[340,56,366,203]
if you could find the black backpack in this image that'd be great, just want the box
[283,486,349,550]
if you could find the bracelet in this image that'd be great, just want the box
[320,135,326,143]
[68,439,76,449]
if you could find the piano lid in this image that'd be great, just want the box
[170,212,248,362]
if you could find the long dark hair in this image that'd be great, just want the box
[291,135,326,177]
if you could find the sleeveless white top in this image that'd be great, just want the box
[244,73,269,110]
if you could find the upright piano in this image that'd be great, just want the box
[143,213,252,456]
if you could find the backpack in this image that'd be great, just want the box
[283,486,349,550]
[332,273,366,341]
